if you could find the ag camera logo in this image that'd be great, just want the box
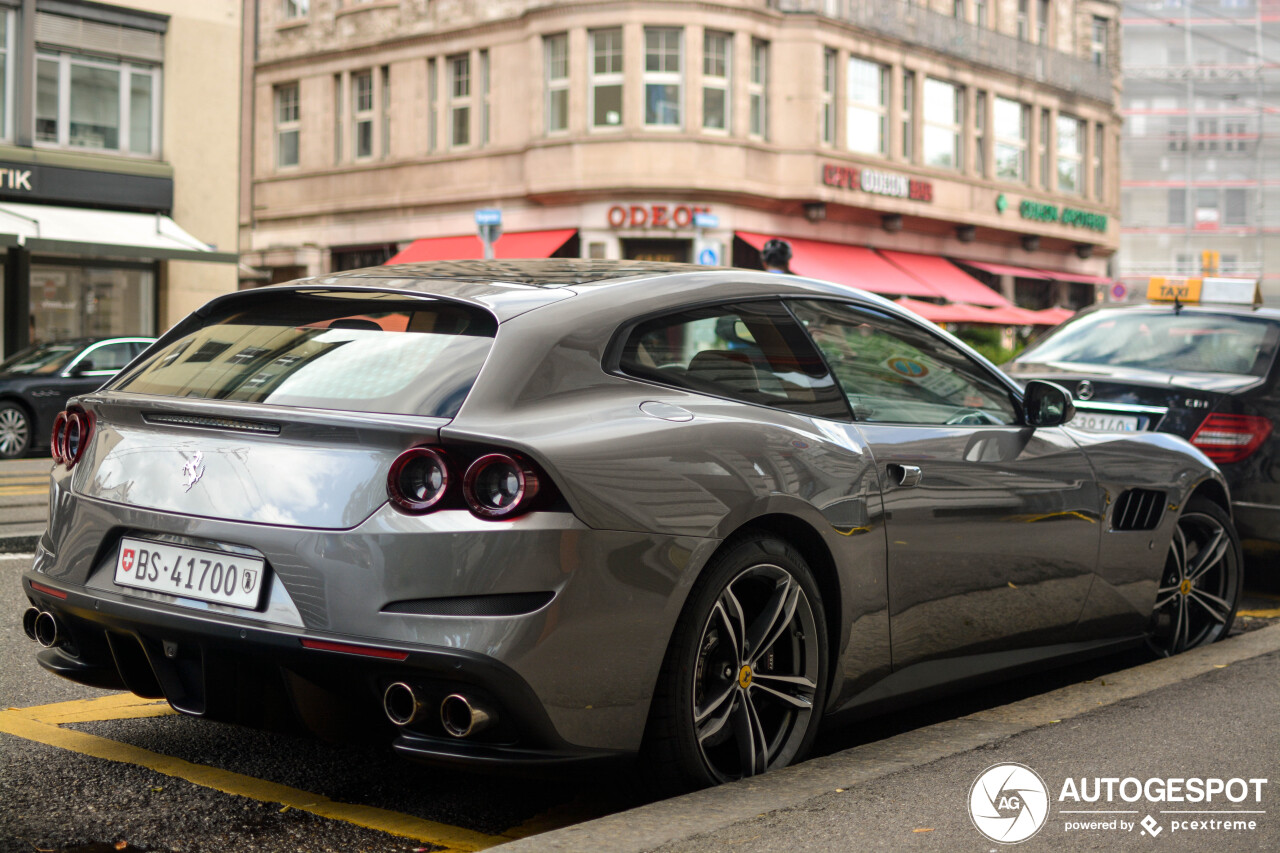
[969,763,1051,844]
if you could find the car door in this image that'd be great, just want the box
[788,299,1101,671]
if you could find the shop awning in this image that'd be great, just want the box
[878,250,1011,307]
[959,260,1052,280]
[736,232,941,298]
[386,229,577,264]
[0,202,237,262]
[896,298,1064,326]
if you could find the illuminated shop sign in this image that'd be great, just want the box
[822,164,933,202]
[607,204,712,229]
[1019,200,1108,232]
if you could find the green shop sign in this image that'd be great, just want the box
[1017,199,1107,232]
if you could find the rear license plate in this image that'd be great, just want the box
[1073,413,1140,432]
[114,537,266,610]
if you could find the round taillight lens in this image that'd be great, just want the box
[51,411,68,464]
[388,447,450,513]
[64,412,86,468]
[464,453,540,519]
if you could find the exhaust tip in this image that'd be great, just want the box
[22,607,39,642]
[441,693,495,738]
[383,682,427,727]
[33,611,60,648]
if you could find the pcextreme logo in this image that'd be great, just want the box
[968,764,1269,843]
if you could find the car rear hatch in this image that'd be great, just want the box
[66,288,498,529]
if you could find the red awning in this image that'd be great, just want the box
[386,229,577,264]
[1037,269,1111,285]
[878,250,1011,307]
[1033,306,1076,325]
[895,298,1062,326]
[736,232,941,299]
[959,260,1052,280]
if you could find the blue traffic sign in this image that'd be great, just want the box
[693,212,720,229]
[474,208,503,226]
[698,247,719,266]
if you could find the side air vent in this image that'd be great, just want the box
[143,413,282,435]
[1112,489,1166,531]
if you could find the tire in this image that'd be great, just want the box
[641,534,829,793]
[0,402,31,459]
[1148,496,1242,657]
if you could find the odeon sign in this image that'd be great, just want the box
[822,163,933,202]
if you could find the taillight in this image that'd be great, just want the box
[464,453,540,519]
[50,411,68,464]
[53,408,93,469]
[1190,413,1273,464]
[387,447,451,513]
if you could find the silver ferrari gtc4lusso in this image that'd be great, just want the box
[21,260,1241,790]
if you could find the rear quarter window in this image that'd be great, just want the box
[111,292,497,418]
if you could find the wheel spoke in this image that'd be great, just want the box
[1153,585,1181,612]
[751,673,816,710]
[717,588,748,662]
[694,679,736,725]
[1169,595,1186,654]
[746,576,800,666]
[709,600,741,663]
[1189,589,1232,624]
[1187,530,1227,583]
[734,691,770,776]
[1171,525,1189,580]
[696,691,736,745]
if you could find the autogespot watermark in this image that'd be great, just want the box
[967,764,1269,843]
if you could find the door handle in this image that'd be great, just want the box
[887,464,922,487]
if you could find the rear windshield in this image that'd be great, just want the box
[111,292,496,418]
[1023,310,1280,377]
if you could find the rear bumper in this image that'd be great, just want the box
[22,572,619,766]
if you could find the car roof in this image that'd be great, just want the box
[1071,301,1280,322]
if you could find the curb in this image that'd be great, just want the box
[496,622,1280,853]
[0,533,39,553]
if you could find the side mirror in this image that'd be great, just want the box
[1023,380,1075,427]
[71,359,95,376]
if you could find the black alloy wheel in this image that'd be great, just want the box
[1149,496,1241,657]
[0,402,30,459]
[642,535,828,792]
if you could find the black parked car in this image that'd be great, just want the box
[0,337,155,458]
[1008,301,1280,570]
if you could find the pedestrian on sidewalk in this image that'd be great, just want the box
[760,238,794,274]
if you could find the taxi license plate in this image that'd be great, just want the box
[114,537,266,610]
[1074,413,1140,432]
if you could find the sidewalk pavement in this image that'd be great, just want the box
[0,457,50,551]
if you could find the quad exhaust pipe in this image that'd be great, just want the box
[381,682,496,738]
[23,607,63,648]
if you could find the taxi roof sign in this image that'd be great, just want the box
[1146,276,1261,306]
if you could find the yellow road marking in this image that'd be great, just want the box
[1239,608,1280,619]
[0,485,48,496]
[0,701,507,851]
[11,694,177,724]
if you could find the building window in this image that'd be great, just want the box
[902,70,915,161]
[0,10,13,140]
[427,59,437,152]
[974,89,986,177]
[644,27,682,127]
[275,83,299,168]
[1056,114,1084,195]
[1224,119,1248,152]
[545,34,568,134]
[1036,0,1050,45]
[1039,108,1050,188]
[1224,188,1247,226]
[975,0,987,26]
[1090,17,1108,68]
[381,65,391,158]
[352,69,374,158]
[282,0,309,19]
[922,78,961,170]
[749,39,769,139]
[821,47,836,145]
[479,49,490,146]
[993,96,1027,182]
[1195,189,1219,230]
[332,74,342,162]
[449,53,470,147]
[590,29,623,128]
[1196,118,1218,152]
[36,51,160,156]
[846,57,887,156]
[1168,189,1185,226]
[1092,123,1104,201]
[953,0,964,18]
[1017,0,1029,40]
[703,30,731,132]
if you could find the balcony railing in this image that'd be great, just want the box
[774,0,1115,103]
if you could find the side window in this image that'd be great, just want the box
[617,300,849,419]
[789,300,1018,426]
[78,342,135,373]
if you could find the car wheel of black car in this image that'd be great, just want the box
[0,402,31,458]
[642,534,828,792]
[1149,496,1241,657]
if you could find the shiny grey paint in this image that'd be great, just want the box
[24,262,1231,757]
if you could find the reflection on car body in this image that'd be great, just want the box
[21,261,1241,791]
